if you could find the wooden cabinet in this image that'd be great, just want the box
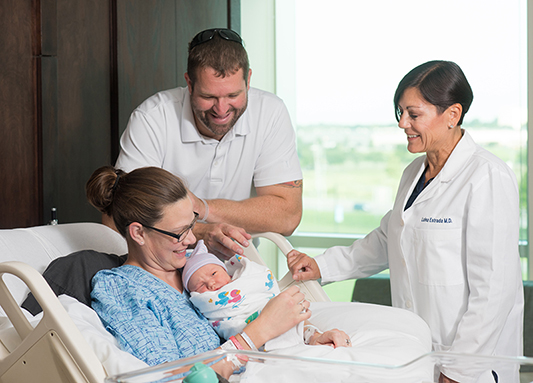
[0,0,239,228]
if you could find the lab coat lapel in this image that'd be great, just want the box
[406,131,476,210]
[399,159,426,212]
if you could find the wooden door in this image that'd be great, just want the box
[0,0,239,229]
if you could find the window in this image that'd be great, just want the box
[242,0,528,299]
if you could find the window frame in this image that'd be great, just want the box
[242,0,531,280]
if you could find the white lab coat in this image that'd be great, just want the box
[315,131,523,383]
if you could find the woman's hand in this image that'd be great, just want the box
[309,329,352,348]
[208,358,235,380]
[244,285,311,347]
[287,250,321,281]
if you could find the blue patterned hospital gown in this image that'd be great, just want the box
[91,265,221,366]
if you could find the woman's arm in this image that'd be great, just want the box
[91,270,220,366]
[287,212,392,283]
[207,286,311,378]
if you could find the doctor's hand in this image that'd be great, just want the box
[194,222,251,260]
[309,329,352,349]
[287,250,321,281]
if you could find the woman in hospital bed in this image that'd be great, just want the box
[87,165,315,380]
[86,165,432,382]
[288,61,524,383]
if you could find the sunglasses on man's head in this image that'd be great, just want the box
[189,28,243,52]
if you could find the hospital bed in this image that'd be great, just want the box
[0,223,529,383]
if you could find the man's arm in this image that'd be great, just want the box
[101,180,302,259]
[209,180,302,235]
[191,180,302,258]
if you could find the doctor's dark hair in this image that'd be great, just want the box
[86,166,188,237]
[187,32,249,89]
[394,60,473,126]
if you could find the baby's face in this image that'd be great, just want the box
[188,264,232,293]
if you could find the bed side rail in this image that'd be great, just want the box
[0,261,106,383]
[243,233,330,302]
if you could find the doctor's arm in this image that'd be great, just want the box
[288,211,392,283]
[190,180,302,259]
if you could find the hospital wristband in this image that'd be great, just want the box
[239,331,258,351]
[198,197,209,223]
[303,324,320,345]
[229,336,244,350]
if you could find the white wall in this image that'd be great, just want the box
[241,0,276,94]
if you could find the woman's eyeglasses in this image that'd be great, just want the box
[189,28,243,52]
[143,212,199,242]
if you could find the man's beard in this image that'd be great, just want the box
[193,97,248,138]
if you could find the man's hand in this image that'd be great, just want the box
[194,222,252,260]
[287,249,321,281]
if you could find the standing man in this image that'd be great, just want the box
[112,29,303,258]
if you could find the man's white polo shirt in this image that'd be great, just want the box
[116,87,302,200]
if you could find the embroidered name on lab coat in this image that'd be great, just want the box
[420,217,453,224]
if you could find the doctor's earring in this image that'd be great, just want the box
[448,124,454,129]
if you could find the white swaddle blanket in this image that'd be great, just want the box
[189,255,303,350]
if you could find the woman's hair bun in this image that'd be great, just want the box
[86,166,125,215]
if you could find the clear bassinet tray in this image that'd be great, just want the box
[105,349,533,383]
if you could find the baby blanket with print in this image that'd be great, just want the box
[190,254,279,340]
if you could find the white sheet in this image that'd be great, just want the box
[0,298,433,381]
[239,302,434,382]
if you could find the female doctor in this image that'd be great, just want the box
[287,61,523,383]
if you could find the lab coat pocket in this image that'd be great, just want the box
[413,228,464,286]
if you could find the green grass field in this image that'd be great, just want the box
[322,279,357,302]
[297,209,383,235]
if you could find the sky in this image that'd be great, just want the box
[290,0,526,128]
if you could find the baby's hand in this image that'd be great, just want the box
[310,329,352,348]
